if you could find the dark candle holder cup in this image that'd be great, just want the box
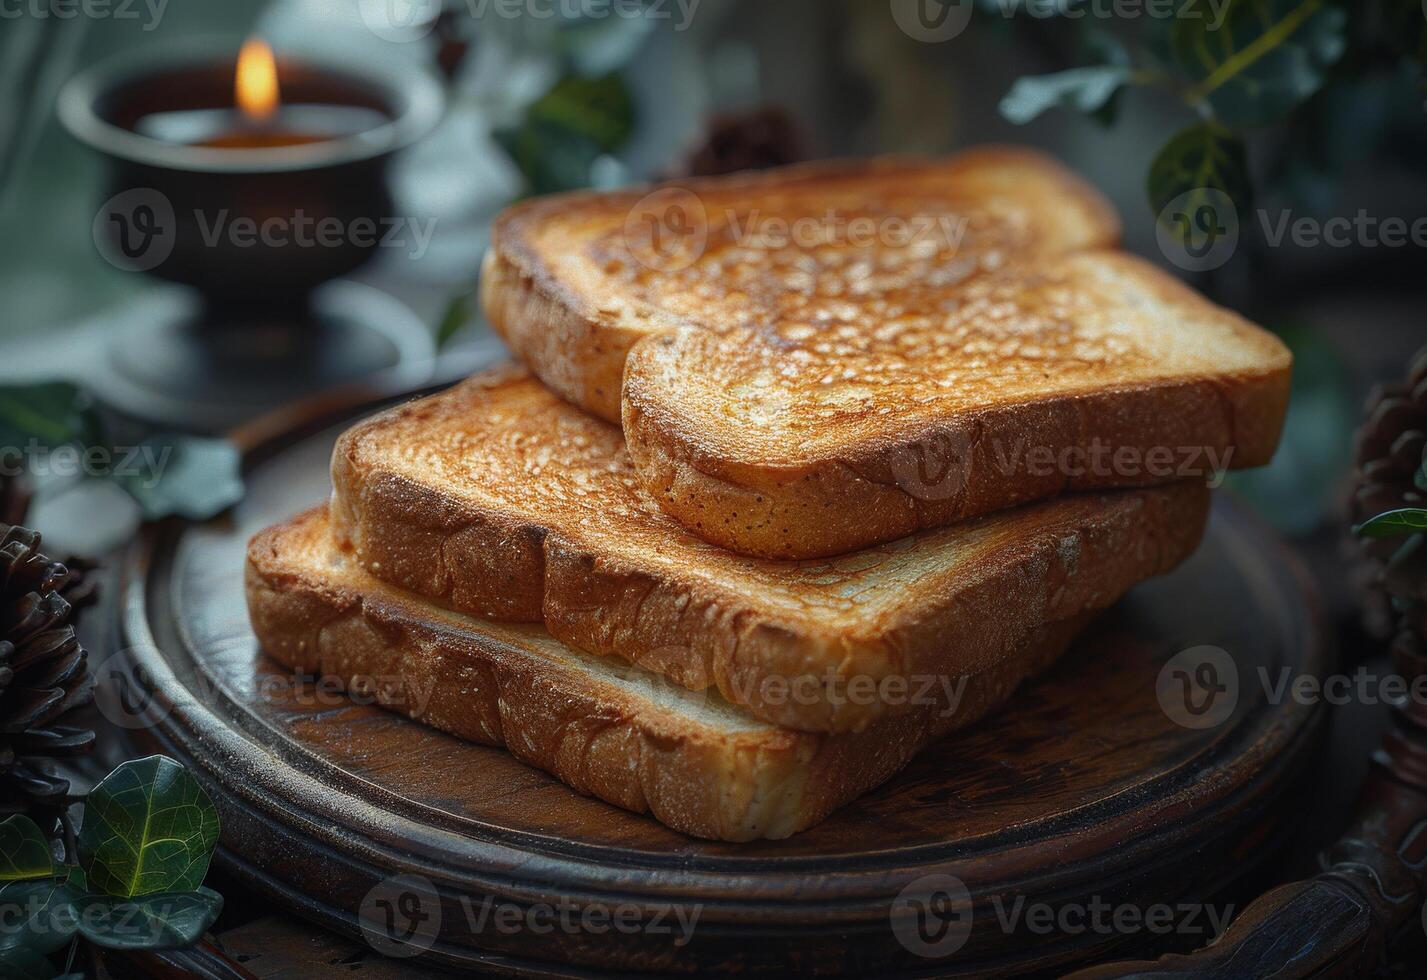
[58,40,445,431]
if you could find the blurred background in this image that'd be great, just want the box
[1,2,1426,973]
[2,0,1424,553]
[1,2,1423,683]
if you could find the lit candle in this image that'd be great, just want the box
[133,37,389,148]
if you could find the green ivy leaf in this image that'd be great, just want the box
[0,817,56,882]
[1354,508,1427,539]
[1000,65,1131,124]
[1148,122,1253,234]
[495,73,634,195]
[1172,0,1347,126]
[77,756,220,899]
[0,878,80,955]
[0,946,60,980]
[111,436,244,521]
[75,887,222,952]
[0,382,95,458]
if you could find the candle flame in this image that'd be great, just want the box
[235,37,279,121]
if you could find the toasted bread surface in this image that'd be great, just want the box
[483,147,1121,422]
[245,508,1091,840]
[623,250,1290,557]
[329,367,1210,733]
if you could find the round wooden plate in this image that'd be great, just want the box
[116,369,1329,978]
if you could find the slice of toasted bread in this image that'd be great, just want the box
[329,366,1210,733]
[482,146,1121,423]
[246,508,1094,840]
[623,249,1290,558]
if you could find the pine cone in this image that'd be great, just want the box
[1349,346,1427,653]
[668,107,810,179]
[0,523,96,819]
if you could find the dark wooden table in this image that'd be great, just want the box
[63,347,1427,977]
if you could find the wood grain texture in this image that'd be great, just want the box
[116,378,1328,976]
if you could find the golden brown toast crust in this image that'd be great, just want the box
[483,149,1287,559]
[623,250,1290,557]
[245,508,1092,840]
[483,147,1122,422]
[329,367,1211,733]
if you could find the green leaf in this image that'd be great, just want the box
[77,756,220,899]
[1148,121,1252,232]
[1000,65,1131,124]
[0,946,59,980]
[75,887,222,951]
[111,436,244,521]
[1172,0,1347,126]
[435,291,473,351]
[0,878,80,955]
[530,74,633,153]
[495,73,634,195]
[0,817,56,882]
[1354,508,1427,539]
[0,382,92,456]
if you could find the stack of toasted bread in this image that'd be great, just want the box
[246,148,1291,841]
